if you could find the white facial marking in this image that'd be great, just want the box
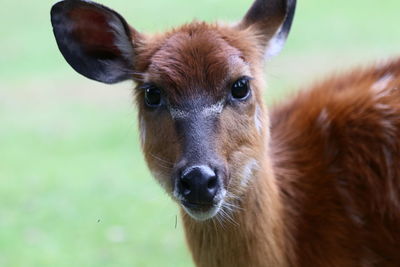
[170,108,190,119]
[169,101,224,119]
[254,105,263,135]
[371,74,394,97]
[201,101,224,117]
[240,158,259,187]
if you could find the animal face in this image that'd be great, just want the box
[51,0,295,221]
[135,25,267,220]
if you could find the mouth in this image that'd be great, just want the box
[171,164,227,221]
[181,200,224,221]
[178,188,226,221]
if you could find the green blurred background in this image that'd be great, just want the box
[1,0,399,266]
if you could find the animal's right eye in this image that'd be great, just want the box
[144,85,161,108]
[231,77,251,100]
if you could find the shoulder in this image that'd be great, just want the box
[271,57,400,219]
[271,58,400,145]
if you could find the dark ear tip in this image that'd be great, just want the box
[51,0,70,12]
[50,1,70,24]
[51,0,90,17]
[50,1,62,17]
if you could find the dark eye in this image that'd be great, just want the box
[231,77,250,100]
[144,85,161,107]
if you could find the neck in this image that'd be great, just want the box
[181,161,291,267]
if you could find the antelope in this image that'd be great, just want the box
[51,0,400,266]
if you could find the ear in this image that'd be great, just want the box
[51,0,139,84]
[238,0,296,58]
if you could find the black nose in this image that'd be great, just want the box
[177,166,219,204]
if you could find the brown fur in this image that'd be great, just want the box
[272,60,400,266]
[135,22,400,266]
[133,23,290,266]
[51,1,400,265]
[135,22,266,191]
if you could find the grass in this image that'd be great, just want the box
[1,0,399,266]
[1,81,189,266]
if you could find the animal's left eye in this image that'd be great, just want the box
[143,84,162,108]
[231,77,250,100]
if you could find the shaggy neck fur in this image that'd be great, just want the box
[181,123,292,267]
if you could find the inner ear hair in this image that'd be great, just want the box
[238,0,296,58]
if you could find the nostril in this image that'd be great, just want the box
[178,165,220,204]
[207,176,218,190]
[180,179,191,196]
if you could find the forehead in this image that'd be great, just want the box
[145,24,250,103]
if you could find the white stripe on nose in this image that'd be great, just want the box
[169,100,224,119]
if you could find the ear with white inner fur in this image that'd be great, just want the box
[238,0,296,58]
[51,0,139,84]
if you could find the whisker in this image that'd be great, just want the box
[215,213,226,230]
[152,161,173,170]
[150,152,174,165]
[148,153,174,170]
[219,205,239,227]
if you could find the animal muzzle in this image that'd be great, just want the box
[172,101,226,219]
[177,165,220,207]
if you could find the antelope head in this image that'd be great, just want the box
[51,0,296,221]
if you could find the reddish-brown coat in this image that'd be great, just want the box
[272,59,400,266]
[135,21,400,266]
[51,1,400,265]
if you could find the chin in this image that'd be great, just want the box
[178,188,227,221]
[181,200,224,221]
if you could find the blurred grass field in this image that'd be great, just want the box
[1,0,399,266]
